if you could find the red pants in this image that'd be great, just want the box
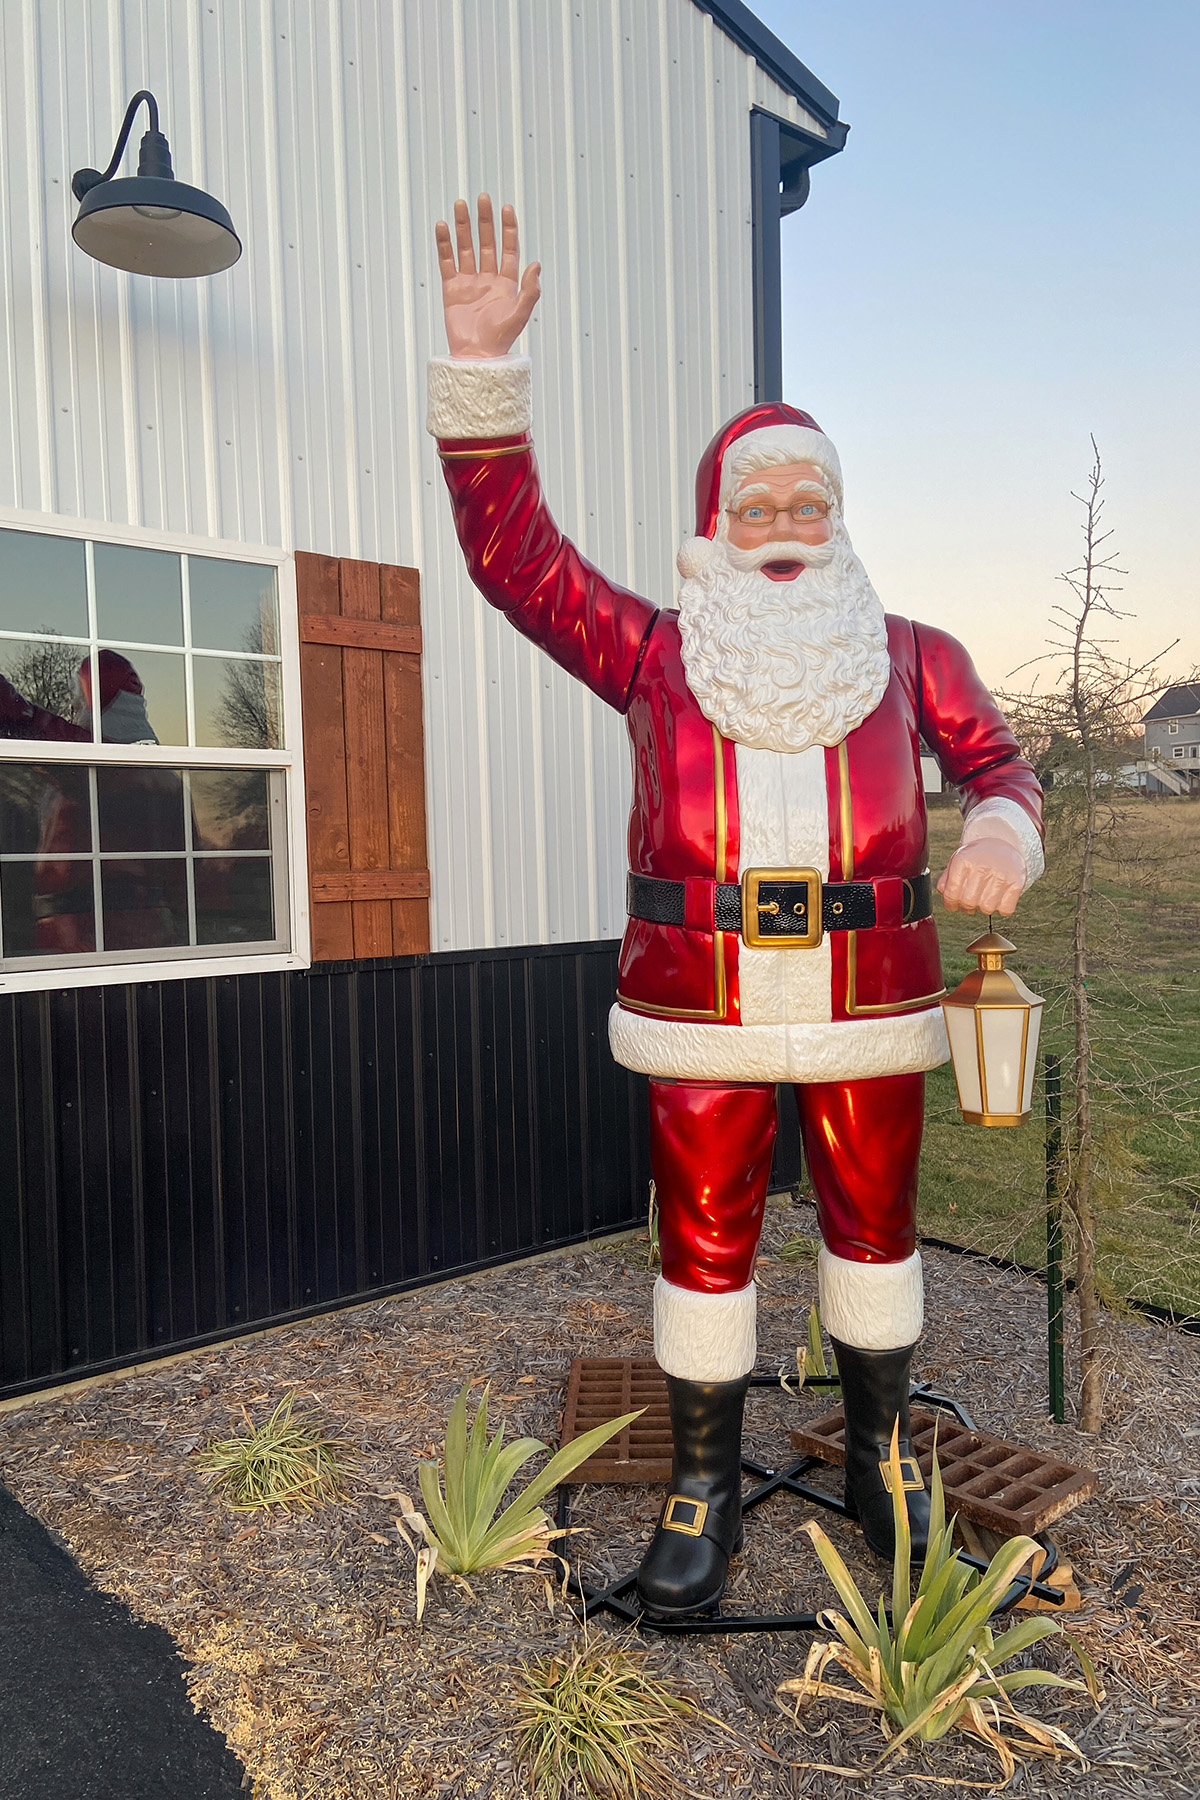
[650,1075,924,1292]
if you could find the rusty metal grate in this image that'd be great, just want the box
[791,1408,1097,1538]
[559,1357,674,1483]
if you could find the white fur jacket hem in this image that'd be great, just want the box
[608,1002,949,1083]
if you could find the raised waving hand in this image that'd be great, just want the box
[434,194,541,360]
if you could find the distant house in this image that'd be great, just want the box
[1141,684,1200,795]
[920,745,949,800]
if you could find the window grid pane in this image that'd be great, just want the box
[0,530,282,749]
[0,762,289,967]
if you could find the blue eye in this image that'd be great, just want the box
[798,504,816,516]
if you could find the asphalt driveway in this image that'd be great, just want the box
[0,1481,246,1799]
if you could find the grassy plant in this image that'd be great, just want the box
[196,1393,349,1513]
[779,1426,1102,1781]
[804,1302,839,1395]
[646,1179,661,1270]
[780,1303,841,1401]
[778,1234,822,1266]
[405,1382,641,1613]
[515,1638,693,1799]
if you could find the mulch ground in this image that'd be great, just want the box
[1,1193,1198,1799]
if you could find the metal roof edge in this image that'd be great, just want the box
[690,0,841,127]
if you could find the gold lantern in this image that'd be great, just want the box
[941,933,1044,1126]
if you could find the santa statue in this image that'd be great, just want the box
[428,198,1043,1617]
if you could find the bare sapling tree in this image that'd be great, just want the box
[1006,440,1172,1431]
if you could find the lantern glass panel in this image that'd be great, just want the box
[979,1007,1029,1116]
[944,1005,983,1114]
[1021,1002,1044,1114]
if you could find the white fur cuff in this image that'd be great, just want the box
[818,1249,924,1351]
[426,355,532,439]
[653,1276,757,1382]
[960,797,1044,888]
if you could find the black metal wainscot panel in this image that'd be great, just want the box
[0,941,654,1399]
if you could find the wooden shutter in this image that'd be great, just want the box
[296,551,430,959]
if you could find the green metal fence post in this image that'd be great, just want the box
[1045,1051,1065,1423]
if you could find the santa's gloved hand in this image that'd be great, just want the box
[937,835,1026,916]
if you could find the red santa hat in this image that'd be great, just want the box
[77,648,146,713]
[678,402,843,578]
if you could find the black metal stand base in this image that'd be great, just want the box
[555,1377,1065,1635]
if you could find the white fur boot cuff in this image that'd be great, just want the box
[817,1249,924,1351]
[653,1276,757,1382]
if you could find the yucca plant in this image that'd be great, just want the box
[196,1392,349,1513]
[515,1638,693,1799]
[403,1382,642,1616]
[779,1426,1102,1781]
[782,1302,840,1400]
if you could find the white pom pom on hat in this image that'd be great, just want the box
[676,537,718,579]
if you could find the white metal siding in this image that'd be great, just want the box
[0,0,827,953]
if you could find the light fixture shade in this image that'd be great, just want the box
[72,175,241,278]
[941,932,1044,1126]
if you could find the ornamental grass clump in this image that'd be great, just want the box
[779,1425,1102,1782]
[402,1381,641,1616]
[196,1393,349,1513]
[781,1302,840,1401]
[516,1638,693,1799]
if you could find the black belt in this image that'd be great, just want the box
[627,869,932,947]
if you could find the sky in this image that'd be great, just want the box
[750,1,1198,692]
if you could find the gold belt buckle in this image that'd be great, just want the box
[741,867,823,948]
[878,1455,925,1495]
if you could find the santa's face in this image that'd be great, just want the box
[676,462,892,754]
[724,460,833,581]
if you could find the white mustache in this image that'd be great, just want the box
[724,535,837,572]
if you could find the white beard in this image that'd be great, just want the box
[676,520,892,752]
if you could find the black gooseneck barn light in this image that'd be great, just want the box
[71,89,241,278]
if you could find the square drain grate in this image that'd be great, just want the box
[559,1357,673,1483]
[791,1407,1097,1538]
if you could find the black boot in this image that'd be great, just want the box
[635,1374,749,1617]
[832,1339,931,1562]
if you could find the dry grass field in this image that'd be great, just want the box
[919,797,1200,1316]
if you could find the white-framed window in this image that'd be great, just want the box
[1168,719,1179,734]
[1173,746,1185,760]
[0,508,309,994]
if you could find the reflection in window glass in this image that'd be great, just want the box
[1,862,96,957]
[0,528,88,638]
[96,766,186,853]
[0,761,285,963]
[0,762,92,855]
[196,857,274,943]
[94,542,184,646]
[189,558,279,654]
[102,859,188,950]
[0,637,89,737]
[189,769,270,849]
[192,656,281,748]
[83,647,187,746]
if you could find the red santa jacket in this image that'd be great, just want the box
[436,422,1043,1083]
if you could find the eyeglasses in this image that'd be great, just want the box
[727,496,831,528]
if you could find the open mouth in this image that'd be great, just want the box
[762,560,805,582]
